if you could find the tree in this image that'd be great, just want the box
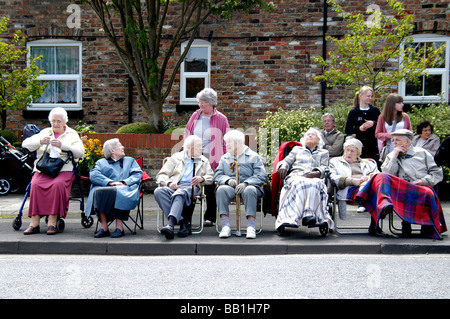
[0,17,46,129]
[314,0,445,100]
[84,0,274,130]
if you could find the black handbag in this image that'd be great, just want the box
[36,145,67,178]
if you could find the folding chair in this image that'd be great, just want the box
[94,156,151,235]
[155,157,207,235]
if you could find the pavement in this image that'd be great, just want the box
[0,192,449,255]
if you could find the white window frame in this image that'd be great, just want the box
[27,39,82,111]
[180,39,211,104]
[399,34,450,104]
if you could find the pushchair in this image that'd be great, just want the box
[0,135,34,195]
[11,125,94,232]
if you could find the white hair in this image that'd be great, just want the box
[183,135,202,149]
[48,107,68,124]
[103,138,120,159]
[300,127,324,149]
[224,130,245,146]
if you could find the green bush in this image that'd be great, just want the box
[116,122,157,134]
[164,125,186,134]
[0,130,18,145]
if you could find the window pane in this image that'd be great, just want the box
[31,47,55,74]
[56,46,79,74]
[33,80,77,104]
[424,74,442,95]
[31,46,79,75]
[427,42,446,68]
[184,47,208,72]
[186,78,205,98]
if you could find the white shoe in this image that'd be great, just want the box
[246,226,256,239]
[357,206,367,213]
[219,225,231,238]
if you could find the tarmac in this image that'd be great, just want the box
[0,192,449,256]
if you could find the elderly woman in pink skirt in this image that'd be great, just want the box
[21,107,84,235]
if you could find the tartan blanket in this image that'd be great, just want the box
[356,173,447,239]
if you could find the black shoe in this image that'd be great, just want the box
[401,221,412,236]
[177,220,192,237]
[302,216,316,226]
[368,226,389,237]
[380,205,393,220]
[94,228,110,238]
[111,228,125,238]
[161,225,175,239]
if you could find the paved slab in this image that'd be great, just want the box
[0,193,449,255]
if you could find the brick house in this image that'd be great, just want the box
[1,0,449,135]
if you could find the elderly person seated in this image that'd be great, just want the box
[214,130,267,239]
[22,107,84,235]
[329,139,380,233]
[155,135,214,239]
[356,129,446,239]
[321,113,344,158]
[275,128,333,235]
[412,120,441,157]
[86,138,143,238]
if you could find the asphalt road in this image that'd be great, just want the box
[1,254,449,300]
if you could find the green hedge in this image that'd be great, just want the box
[116,122,157,134]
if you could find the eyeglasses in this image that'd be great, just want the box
[51,120,63,125]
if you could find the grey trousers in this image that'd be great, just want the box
[154,183,198,223]
[216,185,263,218]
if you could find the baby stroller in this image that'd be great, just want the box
[0,134,34,195]
[11,125,94,232]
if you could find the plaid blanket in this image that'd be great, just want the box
[356,173,447,239]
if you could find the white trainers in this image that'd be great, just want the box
[246,226,256,239]
[219,225,231,238]
[357,206,367,213]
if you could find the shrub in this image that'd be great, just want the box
[116,122,157,134]
[0,130,18,145]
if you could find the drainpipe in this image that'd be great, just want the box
[321,0,328,109]
[127,76,133,123]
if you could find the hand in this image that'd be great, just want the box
[50,139,62,148]
[304,171,320,179]
[227,179,237,187]
[359,120,374,132]
[191,176,204,187]
[108,181,125,186]
[168,182,178,190]
[412,179,423,186]
[235,182,248,194]
[278,168,287,180]
[40,136,51,145]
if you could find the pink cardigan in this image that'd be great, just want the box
[375,113,412,152]
[184,109,230,171]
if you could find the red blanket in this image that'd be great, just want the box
[356,173,447,239]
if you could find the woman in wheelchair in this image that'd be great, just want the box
[328,138,380,233]
[154,135,214,239]
[275,128,333,235]
[86,138,143,238]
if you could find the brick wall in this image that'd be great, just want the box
[2,0,449,134]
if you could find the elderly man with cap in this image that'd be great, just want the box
[356,129,446,239]
[329,138,379,223]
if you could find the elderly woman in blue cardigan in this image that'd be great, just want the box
[86,138,143,238]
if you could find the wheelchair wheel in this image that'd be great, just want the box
[0,178,11,195]
[56,218,65,233]
[12,216,22,230]
[81,214,94,228]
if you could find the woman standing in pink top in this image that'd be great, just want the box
[184,88,230,226]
